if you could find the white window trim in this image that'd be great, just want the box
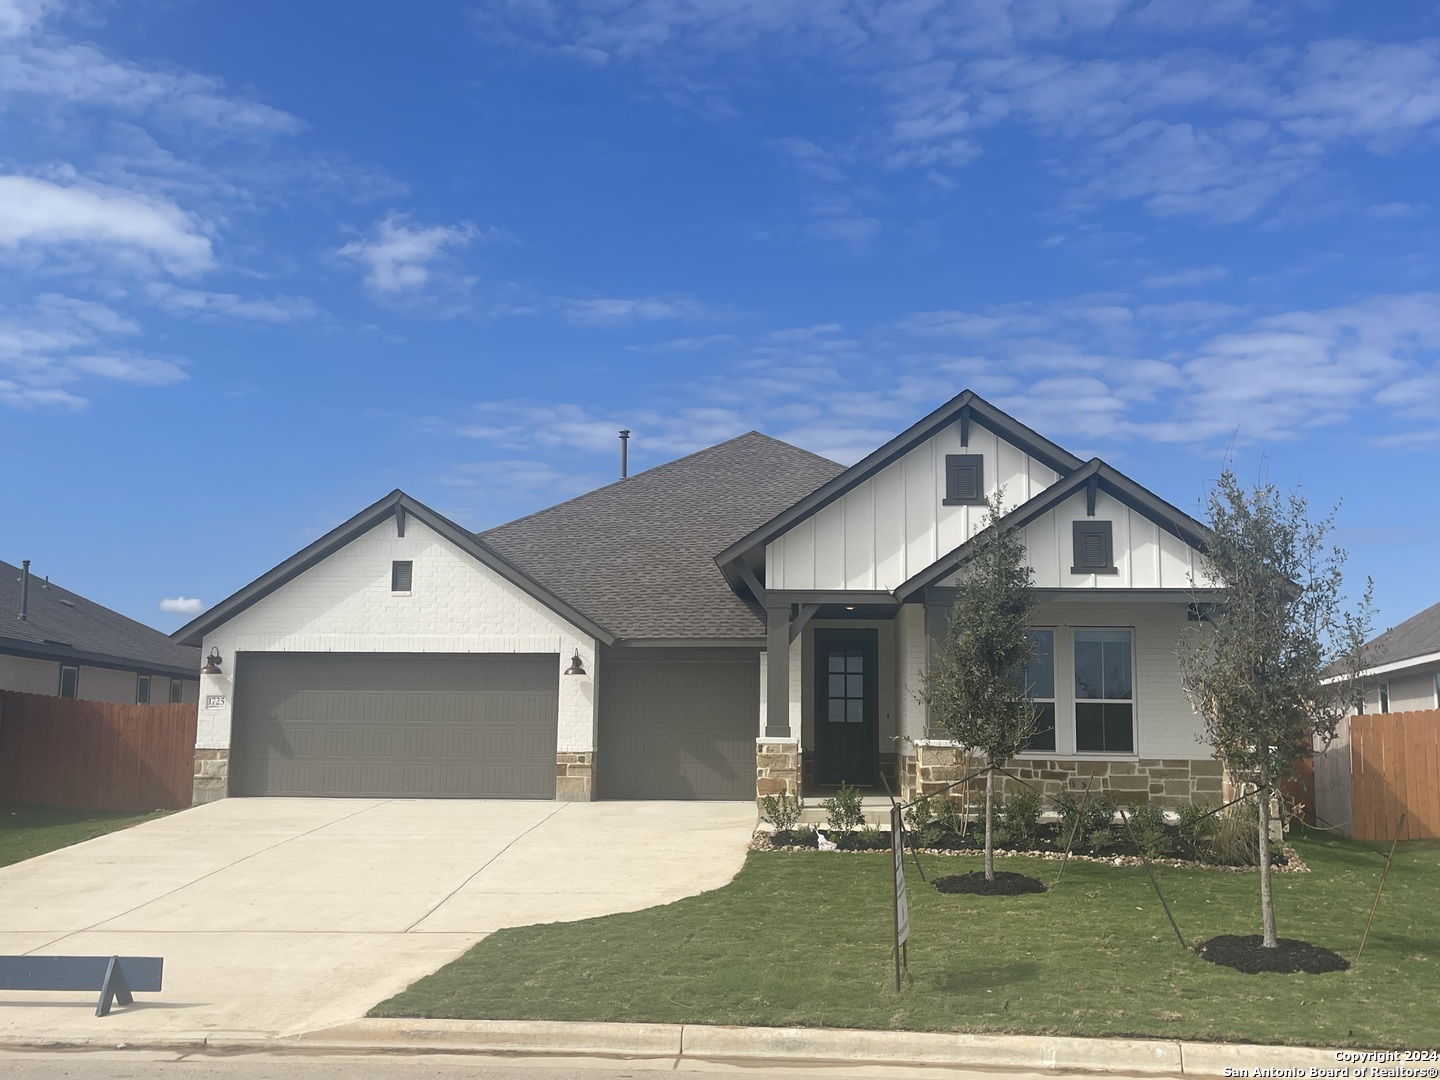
[136,674,151,705]
[1071,625,1138,758]
[58,664,79,699]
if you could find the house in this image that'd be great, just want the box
[1353,601,1440,714]
[173,390,1225,808]
[1,559,200,705]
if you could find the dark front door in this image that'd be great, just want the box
[813,630,878,787]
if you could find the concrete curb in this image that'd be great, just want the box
[0,1019,1354,1076]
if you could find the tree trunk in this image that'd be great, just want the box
[1257,772,1278,948]
[984,766,995,881]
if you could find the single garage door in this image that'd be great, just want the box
[597,648,758,800]
[232,652,558,798]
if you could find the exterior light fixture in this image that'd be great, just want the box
[202,648,223,675]
[564,650,586,676]
[844,606,856,611]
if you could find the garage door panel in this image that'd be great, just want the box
[233,653,559,798]
[598,649,758,801]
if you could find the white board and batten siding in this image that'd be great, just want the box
[1010,488,1217,590]
[766,420,1215,592]
[766,422,1060,591]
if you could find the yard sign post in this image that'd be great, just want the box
[891,803,909,991]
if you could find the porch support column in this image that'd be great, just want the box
[765,603,792,738]
[924,590,950,667]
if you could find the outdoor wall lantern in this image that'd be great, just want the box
[563,650,586,676]
[201,648,223,675]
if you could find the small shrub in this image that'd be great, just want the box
[759,792,803,832]
[820,782,865,833]
[903,793,935,834]
[1122,803,1170,858]
[1207,801,1260,866]
[1055,788,1116,848]
[1176,803,1217,858]
[935,795,967,836]
[1000,788,1042,848]
[857,824,888,850]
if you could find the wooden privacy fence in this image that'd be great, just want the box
[0,691,197,811]
[1314,709,1440,841]
[1351,710,1440,841]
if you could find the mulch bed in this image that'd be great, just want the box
[1196,934,1350,974]
[932,871,1048,896]
[754,830,1310,873]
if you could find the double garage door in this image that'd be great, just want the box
[232,653,559,798]
[231,649,759,800]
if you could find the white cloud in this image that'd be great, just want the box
[0,0,53,39]
[0,294,188,408]
[338,214,477,293]
[159,596,204,614]
[560,295,711,325]
[145,283,316,323]
[1142,265,1229,289]
[0,174,214,274]
[0,16,303,136]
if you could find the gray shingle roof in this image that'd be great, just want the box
[480,432,844,640]
[1,559,200,675]
[1367,599,1440,668]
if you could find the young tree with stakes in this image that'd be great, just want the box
[920,491,1038,881]
[1180,471,1372,949]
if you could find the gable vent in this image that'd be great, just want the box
[1071,520,1117,575]
[944,454,985,505]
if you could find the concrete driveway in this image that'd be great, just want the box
[0,799,755,1040]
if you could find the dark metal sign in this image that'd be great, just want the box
[891,803,909,990]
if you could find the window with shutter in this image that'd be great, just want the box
[1071,521,1117,574]
[391,560,413,592]
[944,454,985,505]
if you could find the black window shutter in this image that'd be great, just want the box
[1071,521,1115,573]
[944,454,984,504]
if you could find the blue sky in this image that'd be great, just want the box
[3,0,1438,635]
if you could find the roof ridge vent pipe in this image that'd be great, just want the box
[619,428,630,479]
[18,559,29,620]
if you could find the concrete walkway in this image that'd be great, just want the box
[0,798,756,1040]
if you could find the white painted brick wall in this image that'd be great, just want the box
[1030,601,1207,759]
[196,516,597,753]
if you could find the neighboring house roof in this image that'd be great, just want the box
[481,432,845,640]
[1362,599,1440,672]
[716,390,1086,573]
[173,490,619,647]
[893,459,1214,601]
[0,559,200,678]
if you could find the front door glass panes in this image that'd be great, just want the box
[1023,629,1056,751]
[826,650,865,723]
[1074,629,1133,752]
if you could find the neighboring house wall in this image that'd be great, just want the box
[0,654,58,696]
[0,653,198,704]
[195,516,599,794]
[1357,663,1440,714]
[766,419,1059,591]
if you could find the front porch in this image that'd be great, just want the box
[755,591,1225,811]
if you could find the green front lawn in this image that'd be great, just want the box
[374,830,1440,1048]
[0,802,167,868]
